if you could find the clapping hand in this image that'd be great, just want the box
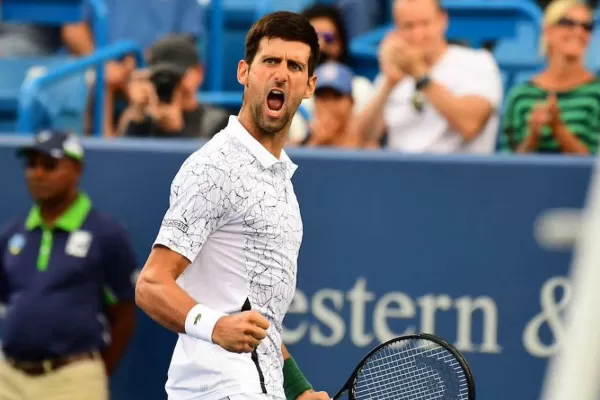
[392,38,427,78]
[528,93,560,137]
[378,31,405,85]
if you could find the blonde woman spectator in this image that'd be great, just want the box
[500,0,600,155]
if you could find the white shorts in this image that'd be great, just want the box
[222,395,279,400]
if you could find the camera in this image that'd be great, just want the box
[149,64,185,104]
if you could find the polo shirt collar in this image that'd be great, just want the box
[228,116,298,178]
[25,193,92,232]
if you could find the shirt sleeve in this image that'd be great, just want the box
[101,222,138,306]
[454,51,503,109]
[154,159,235,263]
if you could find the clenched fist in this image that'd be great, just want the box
[212,310,270,353]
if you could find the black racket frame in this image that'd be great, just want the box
[331,333,476,400]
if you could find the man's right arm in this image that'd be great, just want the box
[136,245,270,352]
[135,161,269,352]
[349,32,405,146]
[135,245,195,333]
[349,77,395,146]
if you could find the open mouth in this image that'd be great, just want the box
[267,89,285,112]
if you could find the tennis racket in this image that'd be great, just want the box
[331,333,475,400]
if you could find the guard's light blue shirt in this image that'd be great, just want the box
[0,194,137,361]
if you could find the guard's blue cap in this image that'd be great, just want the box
[315,61,354,96]
[17,130,85,162]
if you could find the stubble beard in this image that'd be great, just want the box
[250,94,294,136]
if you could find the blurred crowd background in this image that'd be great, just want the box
[1,0,599,155]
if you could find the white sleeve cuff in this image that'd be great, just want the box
[184,304,226,343]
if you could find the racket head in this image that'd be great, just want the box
[344,333,475,400]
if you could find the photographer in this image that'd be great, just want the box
[118,35,229,139]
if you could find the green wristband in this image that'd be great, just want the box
[283,357,312,400]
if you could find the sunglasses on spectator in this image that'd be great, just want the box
[317,32,337,44]
[556,17,594,32]
[23,156,59,171]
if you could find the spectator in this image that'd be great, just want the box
[0,131,137,399]
[302,62,361,148]
[63,0,206,136]
[289,4,374,144]
[500,0,599,155]
[352,0,502,153]
[117,35,229,139]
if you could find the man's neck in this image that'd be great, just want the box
[237,106,288,159]
[39,190,78,226]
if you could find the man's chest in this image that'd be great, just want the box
[237,172,303,256]
[3,230,101,291]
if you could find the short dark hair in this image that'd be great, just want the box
[149,34,200,70]
[245,11,320,77]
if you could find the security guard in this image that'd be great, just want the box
[0,131,137,400]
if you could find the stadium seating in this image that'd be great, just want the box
[0,0,110,134]
[0,58,79,133]
[0,0,597,135]
[16,41,143,135]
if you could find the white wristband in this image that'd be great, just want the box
[184,304,226,343]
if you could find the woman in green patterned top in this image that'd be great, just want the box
[500,0,599,155]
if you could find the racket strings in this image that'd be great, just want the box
[356,347,446,399]
[352,339,470,400]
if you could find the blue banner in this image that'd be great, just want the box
[0,136,594,400]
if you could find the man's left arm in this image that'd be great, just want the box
[416,54,502,141]
[101,223,138,375]
[281,343,329,400]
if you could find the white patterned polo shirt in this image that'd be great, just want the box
[154,116,302,400]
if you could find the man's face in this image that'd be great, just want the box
[393,0,447,58]
[238,38,316,135]
[314,88,353,125]
[24,152,80,203]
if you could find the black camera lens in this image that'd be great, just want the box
[149,65,184,103]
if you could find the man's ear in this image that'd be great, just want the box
[304,74,317,99]
[237,60,249,86]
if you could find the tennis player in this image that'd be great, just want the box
[135,11,329,400]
